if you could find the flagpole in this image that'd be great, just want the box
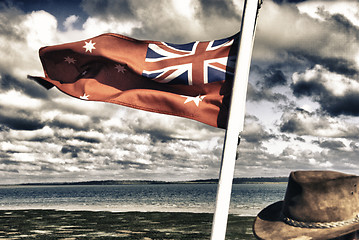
[210,0,261,239]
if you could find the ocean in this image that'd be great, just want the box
[0,183,286,216]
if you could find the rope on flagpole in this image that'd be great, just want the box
[210,0,262,239]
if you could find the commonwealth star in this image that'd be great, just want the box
[182,95,206,107]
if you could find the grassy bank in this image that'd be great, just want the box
[0,210,256,239]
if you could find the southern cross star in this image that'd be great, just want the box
[83,40,96,53]
[64,56,76,64]
[80,93,90,100]
[182,95,206,107]
[115,64,126,73]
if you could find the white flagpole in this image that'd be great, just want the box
[210,0,261,239]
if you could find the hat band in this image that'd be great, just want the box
[281,213,359,229]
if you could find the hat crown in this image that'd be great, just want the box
[282,171,359,223]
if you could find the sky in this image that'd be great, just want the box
[0,0,359,184]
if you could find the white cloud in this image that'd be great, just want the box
[292,65,359,97]
[308,158,333,168]
[53,113,91,130]
[65,166,81,172]
[231,0,245,13]
[254,1,359,63]
[9,126,54,141]
[171,0,198,19]
[12,152,37,163]
[0,9,57,78]
[63,15,79,31]
[21,10,58,49]
[0,89,43,109]
[82,16,142,36]
[297,1,359,27]
[0,142,31,153]
[280,110,359,138]
[74,130,105,142]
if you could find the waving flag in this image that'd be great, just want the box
[31,33,238,128]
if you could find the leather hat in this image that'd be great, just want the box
[253,171,359,240]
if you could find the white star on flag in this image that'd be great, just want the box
[64,56,76,64]
[80,93,90,100]
[115,64,126,73]
[182,95,206,107]
[83,40,96,53]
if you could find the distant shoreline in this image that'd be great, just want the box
[2,177,288,186]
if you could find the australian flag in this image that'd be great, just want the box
[33,33,240,128]
[142,35,238,86]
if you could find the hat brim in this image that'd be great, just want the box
[253,201,359,240]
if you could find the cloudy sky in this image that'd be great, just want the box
[0,0,358,184]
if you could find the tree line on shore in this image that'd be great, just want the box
[16,177,288,186]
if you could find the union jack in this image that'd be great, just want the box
[142,36,237,85]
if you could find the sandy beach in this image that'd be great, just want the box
[0,210,255,239]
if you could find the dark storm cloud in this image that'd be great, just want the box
[292,76,325,97]
[198,0,240,18]
[74,135,101,143]
[40,165,58,172]
[1,75,50,99]
[0,152,11,159]
[115,160,149,170]
[0,159,19,165]
[248,64,291,104]
[50,119,79,131]
[0,3,26,41]
[242,129,274,143]
[279,108,314,134]
[255,1,359,77]
[285,11,359,78]
[319,93,359,117]
[318,140,345,150]
[132,126,174,143]
[292,71,359,117]
[276,10,359,78]
[127,113,219,143]
[291,53,359,78]
[61,145,81,158]
[80,0,134,20]
[242,116,276,143]
[0,152,18,166]
[0,168,19,173]
[294,136,305,142]
[252,65,288,89]
[148,131,174,143]
[325,12,359,37]
[247,83,288,102]
[0,6,53,98]
[279,108,359,139]
[50,116,90,131]
[262,69,287,88]
[0,108,45,130]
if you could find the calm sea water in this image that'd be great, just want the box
[0,183,286,216]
